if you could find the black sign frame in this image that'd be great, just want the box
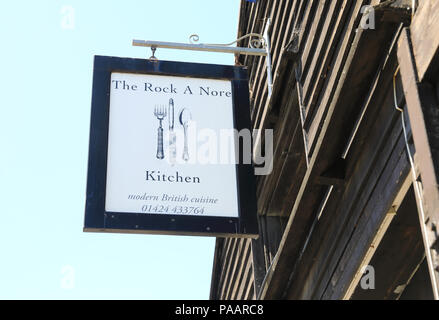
[84,55,258,238]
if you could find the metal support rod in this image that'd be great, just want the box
[132,39,267,56]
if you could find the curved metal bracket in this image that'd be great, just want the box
[189,33,267,50]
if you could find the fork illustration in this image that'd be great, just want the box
[154,105,167,159]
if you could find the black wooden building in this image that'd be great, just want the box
[210,0,439,300]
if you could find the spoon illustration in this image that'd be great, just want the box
[179,108,192,162]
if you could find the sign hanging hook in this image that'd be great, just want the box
[149,46,158,61]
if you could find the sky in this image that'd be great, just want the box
[0,0,240,299]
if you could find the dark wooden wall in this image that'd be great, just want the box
[210,0,439,300]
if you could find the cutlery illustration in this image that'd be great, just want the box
[179,108,192,162]
[168,99,176,165]
[154,105,167,160]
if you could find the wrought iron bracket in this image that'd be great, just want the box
[132,19,273,97]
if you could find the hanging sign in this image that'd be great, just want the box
[84,55,258,238]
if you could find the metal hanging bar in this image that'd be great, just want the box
[133,39,267,56]
[132,19,273,97]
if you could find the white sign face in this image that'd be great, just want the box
[105,72,239,218]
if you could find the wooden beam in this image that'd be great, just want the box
[398,27,439,299]
[410,0,439,81]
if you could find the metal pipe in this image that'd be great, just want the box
[263,18,273,97]
[132,39,267,56]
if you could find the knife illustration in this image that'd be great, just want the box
[179,108,192,162]
[168,98,177,165]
